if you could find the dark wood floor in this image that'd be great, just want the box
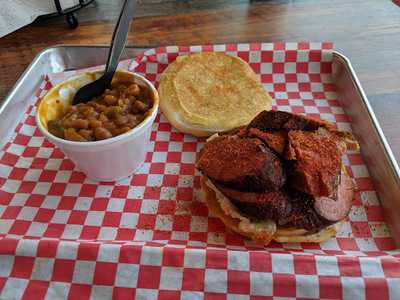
[1,0,264,101]
[1,0,400,158]
[34,0,262,25]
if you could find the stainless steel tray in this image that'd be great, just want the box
[1,45,400,245]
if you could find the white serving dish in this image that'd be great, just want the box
[35,69,159,181]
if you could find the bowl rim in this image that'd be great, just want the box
[35,70,159,148]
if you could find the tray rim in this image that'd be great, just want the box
[1,43,399,248]
[331,51,400,181]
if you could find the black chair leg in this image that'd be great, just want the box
[66,13,79,29]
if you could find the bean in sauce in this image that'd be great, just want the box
[47,82,152,142]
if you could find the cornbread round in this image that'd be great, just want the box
[201,176,342,245]
[159,52,272,137]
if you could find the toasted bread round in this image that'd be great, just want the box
[273,222,342,243]
[201,176,342,245]
[202,177,276,244]
[159,52,272,137]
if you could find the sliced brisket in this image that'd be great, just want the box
[287,129,344,197]
[282,190,331,232]
[215,183,292,222]
[197,135,286,192]
[197,110,356,234]
[218,185,332,232]
[248,110,336,132]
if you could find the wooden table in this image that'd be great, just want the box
[1,0,399,159]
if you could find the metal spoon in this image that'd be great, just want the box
[72,0,134,104]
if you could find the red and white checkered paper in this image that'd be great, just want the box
[0,43,399,300]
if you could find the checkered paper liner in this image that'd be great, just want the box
[0,43,399,299]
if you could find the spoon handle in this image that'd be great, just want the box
[103,0,134,85]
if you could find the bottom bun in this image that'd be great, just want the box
[274,222,342,243]
[201,176,342,245]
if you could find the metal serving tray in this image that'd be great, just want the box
[1,44,400,245]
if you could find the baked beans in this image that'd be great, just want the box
[48,82,152,141]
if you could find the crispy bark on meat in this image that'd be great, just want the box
[219,185,333,232]
[248,110,336,132]
[283,190,331,232]
[215,183,292,222]
[247,128,287,155]
[218,169,354,232]
[248,110,359,151]
[284,169,353,231]
[197,110,356,235]
[287,129,345,197]
[197,135,286,192]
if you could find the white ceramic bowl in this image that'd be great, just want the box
[36,70,159,181]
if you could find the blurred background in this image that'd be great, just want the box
[0,0,256,37]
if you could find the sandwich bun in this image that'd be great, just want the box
[201,176,343,245]
[159,52,272,137]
